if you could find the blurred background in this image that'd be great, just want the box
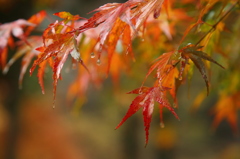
[0,0,240,159]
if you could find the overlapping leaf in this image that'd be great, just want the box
[29,12,86,107]
[25,10,47,36]
[178,44,224,95]
[3,36,43,89]
[28,0,170,107]
[0,11,46,69]
[142,51,174,86]
[73,0,166,71]
[30,33,78,107]
[0,19,35,68]
[141,51,180,104]
[0,0,237,147]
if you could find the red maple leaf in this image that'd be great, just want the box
[73,0,166,72]
[29,12,89,108]
[116,86,179,146]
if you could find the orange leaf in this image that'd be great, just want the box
[25,10,47,36]
[2,36,42,88]
[161,65,179,106]
[53,12,81,20]
[212,92,240,133]
[142,51,174,87]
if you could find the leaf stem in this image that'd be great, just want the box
[195,1,239,46]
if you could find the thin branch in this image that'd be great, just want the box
[195,1,239,46]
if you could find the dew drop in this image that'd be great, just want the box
[141,38,145,42]
[154,7,161,19]
[173,103,177,108]
[178,76,182,80]
[90,52,95,58]
[160,122,165,128]
[97,59,101,65]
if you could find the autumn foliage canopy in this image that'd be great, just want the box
[1,0,240,145]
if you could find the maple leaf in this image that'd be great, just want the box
[116,86,179,146]
[3,36,43,89]
[104,18,130,74]
[142,51,175,86]
[161,65,179,107]
[25,10,47,36]
[212,92,240,133]
[30,33,78,107]
[30,12,89,108]
[28,1,171,108]
[67,67,90,106]
[178,44,225,95]
[53,12,81,21]
[0,11,46,70]
[0,19,35,68]
[109,53,130,89]
[141,51,180,106]
[72,0,166,72]
[74,3,134,71]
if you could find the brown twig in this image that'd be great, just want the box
[195,1,239,46]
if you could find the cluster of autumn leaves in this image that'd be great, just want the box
[0,0,239,145]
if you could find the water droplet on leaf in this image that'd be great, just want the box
[160,122,165,128]
[173,103,177,108]
[90,52,95,58]
[153,7,161,19]
[97,59,101,65]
